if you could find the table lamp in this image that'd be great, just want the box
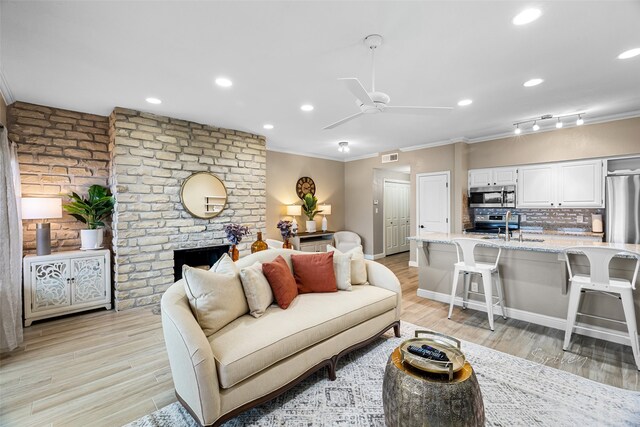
[319,204,331,232]
[22,197,62,256]
[286,204,302,234]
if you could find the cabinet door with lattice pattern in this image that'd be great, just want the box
[31,260,71,312]
[71,256,106,304]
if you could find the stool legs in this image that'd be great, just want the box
[620,288,640,370]
[563,282,582,351]
[448,266,460,319]
[494,271,507,320]
[462,273,471,309]
[481,271,494,331]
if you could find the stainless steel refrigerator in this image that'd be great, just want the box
[606,174,640,244]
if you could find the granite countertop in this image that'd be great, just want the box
[409,232,640,256]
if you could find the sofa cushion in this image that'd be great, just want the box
[183,257,249,336]
[239,262,274,318]
[327,245,368,285]
[291,252,337,294]
[262,255,298,309]
[332,251,352,291]
[208,285,397,389]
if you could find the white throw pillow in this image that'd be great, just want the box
[182,254,249,336]
[239,262,274,318]
[332,252,352,291]
[327,244,368,285]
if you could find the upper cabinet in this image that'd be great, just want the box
[557,160,603,207]
[517,159,604,208]
[469,167,517,187]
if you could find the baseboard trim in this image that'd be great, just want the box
[408,260,419,268]
[364,253,386,260]
[416,289,630,346]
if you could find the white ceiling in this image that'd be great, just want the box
[2,1,640,160]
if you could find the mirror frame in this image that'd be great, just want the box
[180,172,228,219]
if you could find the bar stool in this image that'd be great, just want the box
[563,246,640,370]
[448,238,507,331]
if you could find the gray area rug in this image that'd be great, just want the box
[126,321,640,426]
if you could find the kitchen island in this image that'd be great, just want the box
[409,232,640,344]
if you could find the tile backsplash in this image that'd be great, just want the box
[472,207,605,232]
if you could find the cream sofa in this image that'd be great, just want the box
[161,248,402,426]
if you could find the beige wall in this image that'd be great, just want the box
[266,150,345,240]
[468,117,640,169]
[0,94,7,126]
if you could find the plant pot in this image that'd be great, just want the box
[306,220,317,233]
[81,228,104,250]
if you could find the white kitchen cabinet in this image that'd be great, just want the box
[557,160,604,207]
[517,164,556,207]
[517,159,604,208]
[469,167,517,187]
[24,249,111,326]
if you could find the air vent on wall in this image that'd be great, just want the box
[381,153,399,163]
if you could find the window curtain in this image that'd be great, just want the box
[0,127,23,352]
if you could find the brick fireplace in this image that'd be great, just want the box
[109,108,266,310]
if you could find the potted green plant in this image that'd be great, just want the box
[63,185,115,249]
[301,193,322,233]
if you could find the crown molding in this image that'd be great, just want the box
[399,137,469,152]
[344,152,379,162]
[0,67,15,105]
[266,145,344,162]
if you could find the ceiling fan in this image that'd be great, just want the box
[324,34,453,130]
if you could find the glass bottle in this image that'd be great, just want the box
[251,232,268,254]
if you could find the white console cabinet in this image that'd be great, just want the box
[23,249,111,326]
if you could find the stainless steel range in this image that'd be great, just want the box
[466,214,520,234]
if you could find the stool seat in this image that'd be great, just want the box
[571,273,632,289]
[448,238,506,331]
[563,246,640,370]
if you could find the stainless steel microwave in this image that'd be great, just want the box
[469,185,516,208]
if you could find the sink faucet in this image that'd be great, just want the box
[504,210,512,242]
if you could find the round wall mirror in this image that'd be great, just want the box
[180,172,228,219]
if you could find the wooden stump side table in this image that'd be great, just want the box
[382,346,485,427]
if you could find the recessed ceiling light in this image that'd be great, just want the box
[300,104,314,112]
[523,78,544,87]
[457,99,473,106]
[263,124,274,130]
[618,48,640,59]
[145,97,162,104]
[513,8,542,26]
[215,77,233,87]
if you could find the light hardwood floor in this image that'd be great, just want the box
[1,252,638,426]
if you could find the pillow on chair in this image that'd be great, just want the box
[327,245,368,285]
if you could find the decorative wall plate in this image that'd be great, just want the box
[296,176,316,199]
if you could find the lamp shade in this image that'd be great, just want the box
[22,197,62,220]
[319,204,331,215]
[286,205,302,216]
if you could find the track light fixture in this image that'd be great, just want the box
[338,141,350,152]
[513,112,585,135]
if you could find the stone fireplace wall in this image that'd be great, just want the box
[110,108,266,310]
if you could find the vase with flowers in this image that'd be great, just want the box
[276,220,295,249]
[224,223,250,261]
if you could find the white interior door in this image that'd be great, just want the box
[417,172,450,233]
[384,180,410,255]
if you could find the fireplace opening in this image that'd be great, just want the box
[173,244,230,281]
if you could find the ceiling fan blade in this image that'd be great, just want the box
[323,112,364,130]
[338,78,375,106]
[385,106,453,115]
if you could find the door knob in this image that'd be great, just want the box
[420,225,425,229]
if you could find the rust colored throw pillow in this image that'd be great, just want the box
[262,255,298,309]
[291,252,338,294]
